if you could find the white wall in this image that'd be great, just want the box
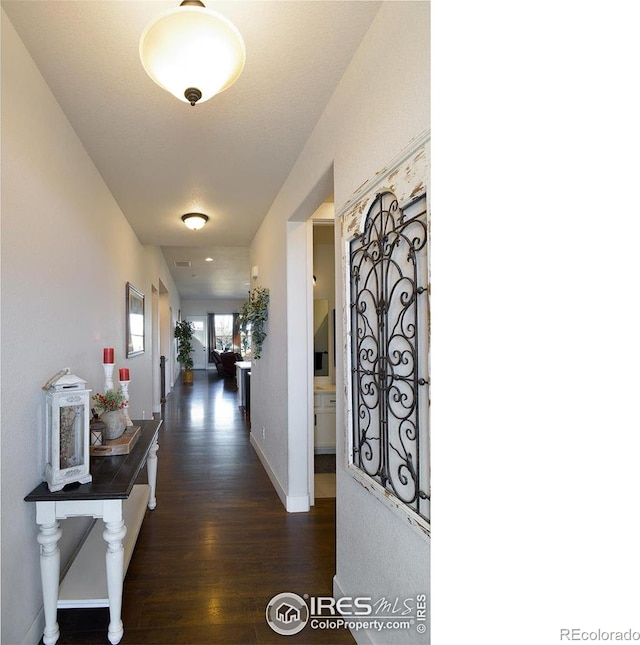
[0,11,181,644]
[248,2,430,642]
[313,223,336,383]
[248,211,291,497]
[180,298,245,317]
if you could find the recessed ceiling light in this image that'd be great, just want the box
[205,257,213,262]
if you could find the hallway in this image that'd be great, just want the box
[53,370,353,644]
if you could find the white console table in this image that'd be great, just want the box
[25,418,161,645]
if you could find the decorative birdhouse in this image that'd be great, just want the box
[43,371,92,492]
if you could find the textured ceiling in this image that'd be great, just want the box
[2,0,381,298]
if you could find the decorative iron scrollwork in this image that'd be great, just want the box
[350,190,429,520]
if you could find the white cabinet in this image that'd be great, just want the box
[236,361,251,411]
[314,389,336,453]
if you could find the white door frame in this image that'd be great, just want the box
[284,221,313,512]
[151,285,160,414]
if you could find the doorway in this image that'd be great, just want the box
[186,315,207,370]
[282,168,335,512]
[311,212,336,502]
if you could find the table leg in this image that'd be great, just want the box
[147,439,159,510]
[103,518,127,645]
[37,520,62,645]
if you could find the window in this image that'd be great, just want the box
[207,313,241,360]
[213,314,234,351]
[240,321,252,356]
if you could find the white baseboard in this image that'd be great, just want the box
[249,433,309,513]
[23,607,44,645]
[285,493,310,513]
[249,432,286,507]
[333,576,373,645]
[315,447,336,455]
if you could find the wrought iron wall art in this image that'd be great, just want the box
[349,190,429,520]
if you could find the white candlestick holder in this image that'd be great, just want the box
[103,363,114,392]
[119,379,133,426]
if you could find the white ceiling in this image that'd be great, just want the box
[2,0,382,299]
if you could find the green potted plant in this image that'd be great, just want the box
[238,287,270,360]
[175,319,195,384]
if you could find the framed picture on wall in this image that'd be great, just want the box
[126,282,145,357]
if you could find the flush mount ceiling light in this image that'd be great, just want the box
[182,213,209,230]
[139,0,246,106]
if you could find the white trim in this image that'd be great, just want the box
[151,285,160,414]
[347,464,430,540]
[249,432,310,513]
[23,608,45,645]
[250,431,286,506]
[285,221,313,512]
[306,219,316,506]
[285,493,311,513]
[333,576,373,645]
[314,447,336,455]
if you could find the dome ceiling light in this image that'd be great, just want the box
[139,0,246,106]
[182,213,209,230]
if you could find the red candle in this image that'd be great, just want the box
[119,368,130,381]
[103,347,114,363]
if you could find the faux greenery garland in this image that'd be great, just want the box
[238,287,270,359]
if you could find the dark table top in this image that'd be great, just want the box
[25,419,162,503]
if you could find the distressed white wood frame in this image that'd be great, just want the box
[338,129,430,539]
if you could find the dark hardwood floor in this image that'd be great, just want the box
[52,370,354,644]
